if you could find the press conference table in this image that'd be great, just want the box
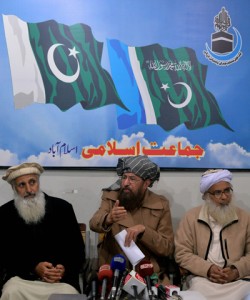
[48,291,206,300]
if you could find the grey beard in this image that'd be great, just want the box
[205,197,236,226]
[14,190,46,224]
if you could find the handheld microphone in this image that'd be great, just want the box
[122,270,146,298]
[149,272,167,299]
[98,264,113,300]
[166,285,181,299]
[115,269,128,300]
[157,284,167,300]
[86,270,98,300]
[91,273,98,300]
[137,259,154,300]
[150,272,159,298]
[110,254,126,299]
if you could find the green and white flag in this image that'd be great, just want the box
[107,40,232,131]
[3,15,126,111]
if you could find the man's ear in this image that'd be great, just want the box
[144,179,152,188]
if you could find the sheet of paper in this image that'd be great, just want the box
[115,229,145,266]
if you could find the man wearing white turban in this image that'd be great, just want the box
[175,169,250,300]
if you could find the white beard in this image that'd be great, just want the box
[204,196,236,226]
[14,190,46,224]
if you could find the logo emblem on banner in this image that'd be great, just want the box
[203,7,242,66]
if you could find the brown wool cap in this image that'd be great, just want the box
[2,162,44,184]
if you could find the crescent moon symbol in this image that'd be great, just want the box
[205,27,242,62]
[168,82,192,109]
[47,43,80,83]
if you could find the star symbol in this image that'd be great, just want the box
[68,47,80,59]
[160,83,170,91]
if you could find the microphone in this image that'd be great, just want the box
[91,272,98,300]
[110,254,126,300]
[98,264,113,300]
[157,285,167,300]
[166,285,181,299]
[150,272,159,298]
[149,272,167,300]
[115,269,128,300]
[122,270,146,299]
[86,271,98,300]
[137,259,154,300]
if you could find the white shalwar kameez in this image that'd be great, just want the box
[0,276,79,300]
[188,219,250,300]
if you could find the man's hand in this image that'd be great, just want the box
[207,264,239,284]
[35,262,65,283]
[221,266,239,282]
[207,264,227,283]
[106,200,127,226]
[124,224,145,247]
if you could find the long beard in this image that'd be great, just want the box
[205,197,236,226]
[14,190,46,224]
[118,187,144,212]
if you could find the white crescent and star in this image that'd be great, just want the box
[47,44,192,109]
[161,82,192,109]
[47,43,80,83]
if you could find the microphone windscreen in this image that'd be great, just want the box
[98,264,113,281]
[122,270,146,297]
[110,254,126,271]
[150,272,158,285]
[137,259,154,277]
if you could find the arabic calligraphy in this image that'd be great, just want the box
[48,141,78,157]
[81,140,205,160]
[146,59,192,71]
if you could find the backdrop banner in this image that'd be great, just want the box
[0,1,249,169]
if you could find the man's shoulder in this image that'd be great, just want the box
[102,190,119,200]
[0,200,16,221]
[0,199,15,211]
[143,189,170,209]
[184,205,203,218]
[234,206,250,218]
[44,193,72,208]
[147,189,167,200]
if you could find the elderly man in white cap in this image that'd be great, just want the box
[89,155,174,285]
[175,169,250,300]
[0,162,85,300]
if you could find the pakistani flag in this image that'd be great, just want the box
[107,39,232,131]
[3,15,126,111]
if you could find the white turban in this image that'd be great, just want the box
[200,169,232,194]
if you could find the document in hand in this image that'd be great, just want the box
[114,229,145,266]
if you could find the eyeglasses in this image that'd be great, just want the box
[207,187,233,199]
[120,174,142,184]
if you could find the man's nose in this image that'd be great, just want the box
[123,178,130,186]
[221,191,228,199]
[25,184,32,193]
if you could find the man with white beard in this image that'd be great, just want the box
[0,162,85,300]
[175,169,250,300]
